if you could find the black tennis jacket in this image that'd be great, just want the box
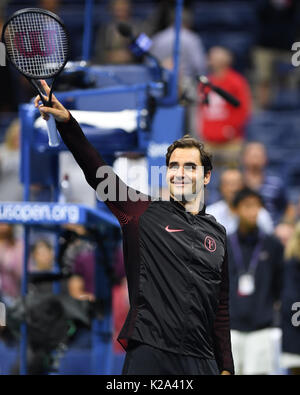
[57,115,234,374]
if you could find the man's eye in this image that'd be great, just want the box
[169,164,179,170]
[184,165,196,170]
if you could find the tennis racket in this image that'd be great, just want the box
[1,8,69,147]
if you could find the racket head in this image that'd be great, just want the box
[1,7,69,80]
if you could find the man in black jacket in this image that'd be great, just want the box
[228,188,283,375]
[35,80,234,375]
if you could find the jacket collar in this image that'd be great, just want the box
[169,195,206,216]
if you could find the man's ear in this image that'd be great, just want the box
[204,170,211,186]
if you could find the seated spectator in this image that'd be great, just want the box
[68,247,95,302]
[242,142,293,225]
[0,119,23,202]
[197,46,252,168]
[59,224,93,274]
[0,224,23,306]
[28,240,58,295]
[281,222,300,375]
[60,225,95,301]
[227,188,283,375]
[207,169,274,235]
[94,0,142,65]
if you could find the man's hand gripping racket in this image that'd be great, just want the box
[34,80,70,123]
[1,8,69,147]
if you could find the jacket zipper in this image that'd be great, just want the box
[179,216,196,354]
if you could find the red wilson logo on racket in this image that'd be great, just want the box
[14,30,57,58]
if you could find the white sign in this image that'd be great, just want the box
[0,203,80,224]
[292,302,300,327]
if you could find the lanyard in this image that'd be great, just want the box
[229,231,265,275]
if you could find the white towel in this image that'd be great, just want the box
[34,109,138,133]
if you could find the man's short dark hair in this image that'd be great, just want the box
[166,135,213,176]
[232,187,264,208]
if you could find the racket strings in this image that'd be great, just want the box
[4,12,68,78]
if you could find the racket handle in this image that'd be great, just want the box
[46,114,60,147]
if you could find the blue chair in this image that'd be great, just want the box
[0,341,18,375]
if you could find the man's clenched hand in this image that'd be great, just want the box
[34,79,70,123]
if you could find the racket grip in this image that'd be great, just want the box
[46,114,60,147]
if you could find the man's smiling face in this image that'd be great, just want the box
[166,147,211,203]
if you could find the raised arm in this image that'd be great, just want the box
[35,80,151,225]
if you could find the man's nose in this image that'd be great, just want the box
[174,166,185,178]
[249,208,259,218]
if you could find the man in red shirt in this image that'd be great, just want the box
[198,46,252,168]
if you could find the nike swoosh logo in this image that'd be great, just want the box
[165,225,184,233]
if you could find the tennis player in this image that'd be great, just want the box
[35,80,234,375]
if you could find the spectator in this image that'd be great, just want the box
[281,222,300,375]
[150,8,206,134]
[197,46,251,168]
[206,169,274,235]
[227,188,284,375]
[94,0,142,65]
[150,8,206,79]
[30,240,54,272]
[66,226,122,304]
[61,225,95,301]
[68,247,95,302]
[242,142,292,225]
[28,240,58,295]
[0,224,23,306]
[0,119,23,202]
[59,224,92,272]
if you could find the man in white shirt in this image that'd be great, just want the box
[150,9,206,79]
